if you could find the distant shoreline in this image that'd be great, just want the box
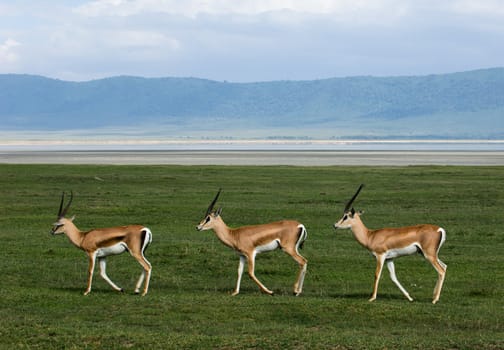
[1,139,504,151]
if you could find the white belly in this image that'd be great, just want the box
[255,240,280,254]
[96,242,128,258]
[384,243,419,259]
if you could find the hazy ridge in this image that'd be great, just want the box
[1,68,503,139]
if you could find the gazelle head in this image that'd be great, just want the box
[196,189,223,231]
[333,184,364,230]
[51,191,75,235]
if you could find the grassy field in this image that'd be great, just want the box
[0,164,502,349]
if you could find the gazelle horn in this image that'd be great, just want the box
[59,191,73,218]
[57,192,65,217]
[205,189,221,216]
[344,184,364,213]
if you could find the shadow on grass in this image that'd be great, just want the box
[328,292,421,302]
[52,286,140,296]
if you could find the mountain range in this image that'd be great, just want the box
[1,68,503,139]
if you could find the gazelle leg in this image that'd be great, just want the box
[294,262,307,296]
[370,254,385,302]
[289,251,308,296]
[84,253,97,295]
[247,253,273,295]
[140,260,152,296]
[98,257,123,292]
[132,253,152,296]
[386,260,413,301]
[427,255,447,304]
[135,271,145,294]
[232,255,246,296]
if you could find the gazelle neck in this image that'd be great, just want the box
[350,214,371,248]
[211,216,236,248]
[63,220,85,248]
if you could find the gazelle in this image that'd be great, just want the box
[50,192,153,296]
[333,184,447,304]
[196,189,308,296]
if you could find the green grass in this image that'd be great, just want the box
[0,164,502,349]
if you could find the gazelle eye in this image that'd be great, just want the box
[343,215,348,221]
[205,216,211,223]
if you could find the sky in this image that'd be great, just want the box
[1,0,503,82]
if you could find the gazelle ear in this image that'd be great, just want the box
[69,215,76,221]
[358,210,365,216]
[350,208,356,217]
[215,207,223,216]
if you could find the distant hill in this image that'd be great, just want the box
[1,68,503,139]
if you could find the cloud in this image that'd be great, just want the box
[1,1,503,81]
[0,38,21,64]
[73,0,407,19]
[451,0,504,16]
[107,30,180,50]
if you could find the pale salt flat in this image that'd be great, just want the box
[1,150,503,166]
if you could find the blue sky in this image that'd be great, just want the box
[1,0,503,82]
